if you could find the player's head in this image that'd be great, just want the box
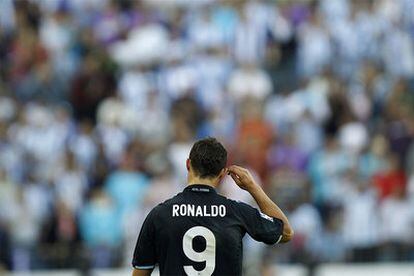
[187,137,227,184]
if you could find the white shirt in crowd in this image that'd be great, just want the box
[380,196,414,243]
[342,187,380,248]
[227,64,272,102]
[290,203,322,246]
[297,22,332,77]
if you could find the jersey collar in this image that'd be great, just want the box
[184,184,217,194]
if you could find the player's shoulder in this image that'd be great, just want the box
[160,191,185,206]
[143,197,177,224]
[221,197,256,213]
[219,194,245,206]
[149,192,184,214]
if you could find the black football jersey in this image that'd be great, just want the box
[132,184,284,276]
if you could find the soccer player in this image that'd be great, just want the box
[132,137,293,276]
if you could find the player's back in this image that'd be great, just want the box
[133,184,284,276]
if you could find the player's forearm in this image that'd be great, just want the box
[247,185,294,242]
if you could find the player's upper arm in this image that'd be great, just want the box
[233,201,284,245]
[132,208,158,270]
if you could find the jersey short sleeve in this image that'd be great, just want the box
[132,209,157,270]
[233,201,284,245]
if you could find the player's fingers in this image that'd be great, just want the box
[229,172,242,185]
[228,165,246,177]
[229,171,240,181]
[228,170,244,182]
[227,167,239,177]
[233,165,250,174]
[227,165,239,173]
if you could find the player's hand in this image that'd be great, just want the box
[227,165,257,191]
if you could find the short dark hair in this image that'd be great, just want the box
[189,137,227,178]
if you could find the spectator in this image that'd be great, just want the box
[309,205,346,262]
[79,188,122,268]
[104,150,149,218]
[379,185,414,261]
[342,178,380,262]
[69,119,98,171]
[39,200,80,269]
[227,62,272,102]
[296,10,331,77]
[308,135,353,205]
[289,197,322,263]
[54,152,88,213]
[70,51,116,121]
[235,98,273,182]
[373,154,407,200]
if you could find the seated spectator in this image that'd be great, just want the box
[379,185,414,261]
[373,154,407,200]
[342,179,380,262]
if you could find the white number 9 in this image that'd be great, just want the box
[183,226,216,276]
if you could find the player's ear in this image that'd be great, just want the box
[217,167,227,182]
[186,159,190,171]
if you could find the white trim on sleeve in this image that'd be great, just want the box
[275,235,283,244]
[134,265,155,269]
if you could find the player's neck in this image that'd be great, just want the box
[187,175,218,188]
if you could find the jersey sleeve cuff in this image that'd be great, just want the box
[133,264,155,269]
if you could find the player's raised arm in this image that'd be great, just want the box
[228,165,294,243]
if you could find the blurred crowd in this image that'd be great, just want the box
[0,0,414,273]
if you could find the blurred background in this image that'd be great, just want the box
[0,0,413,275]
